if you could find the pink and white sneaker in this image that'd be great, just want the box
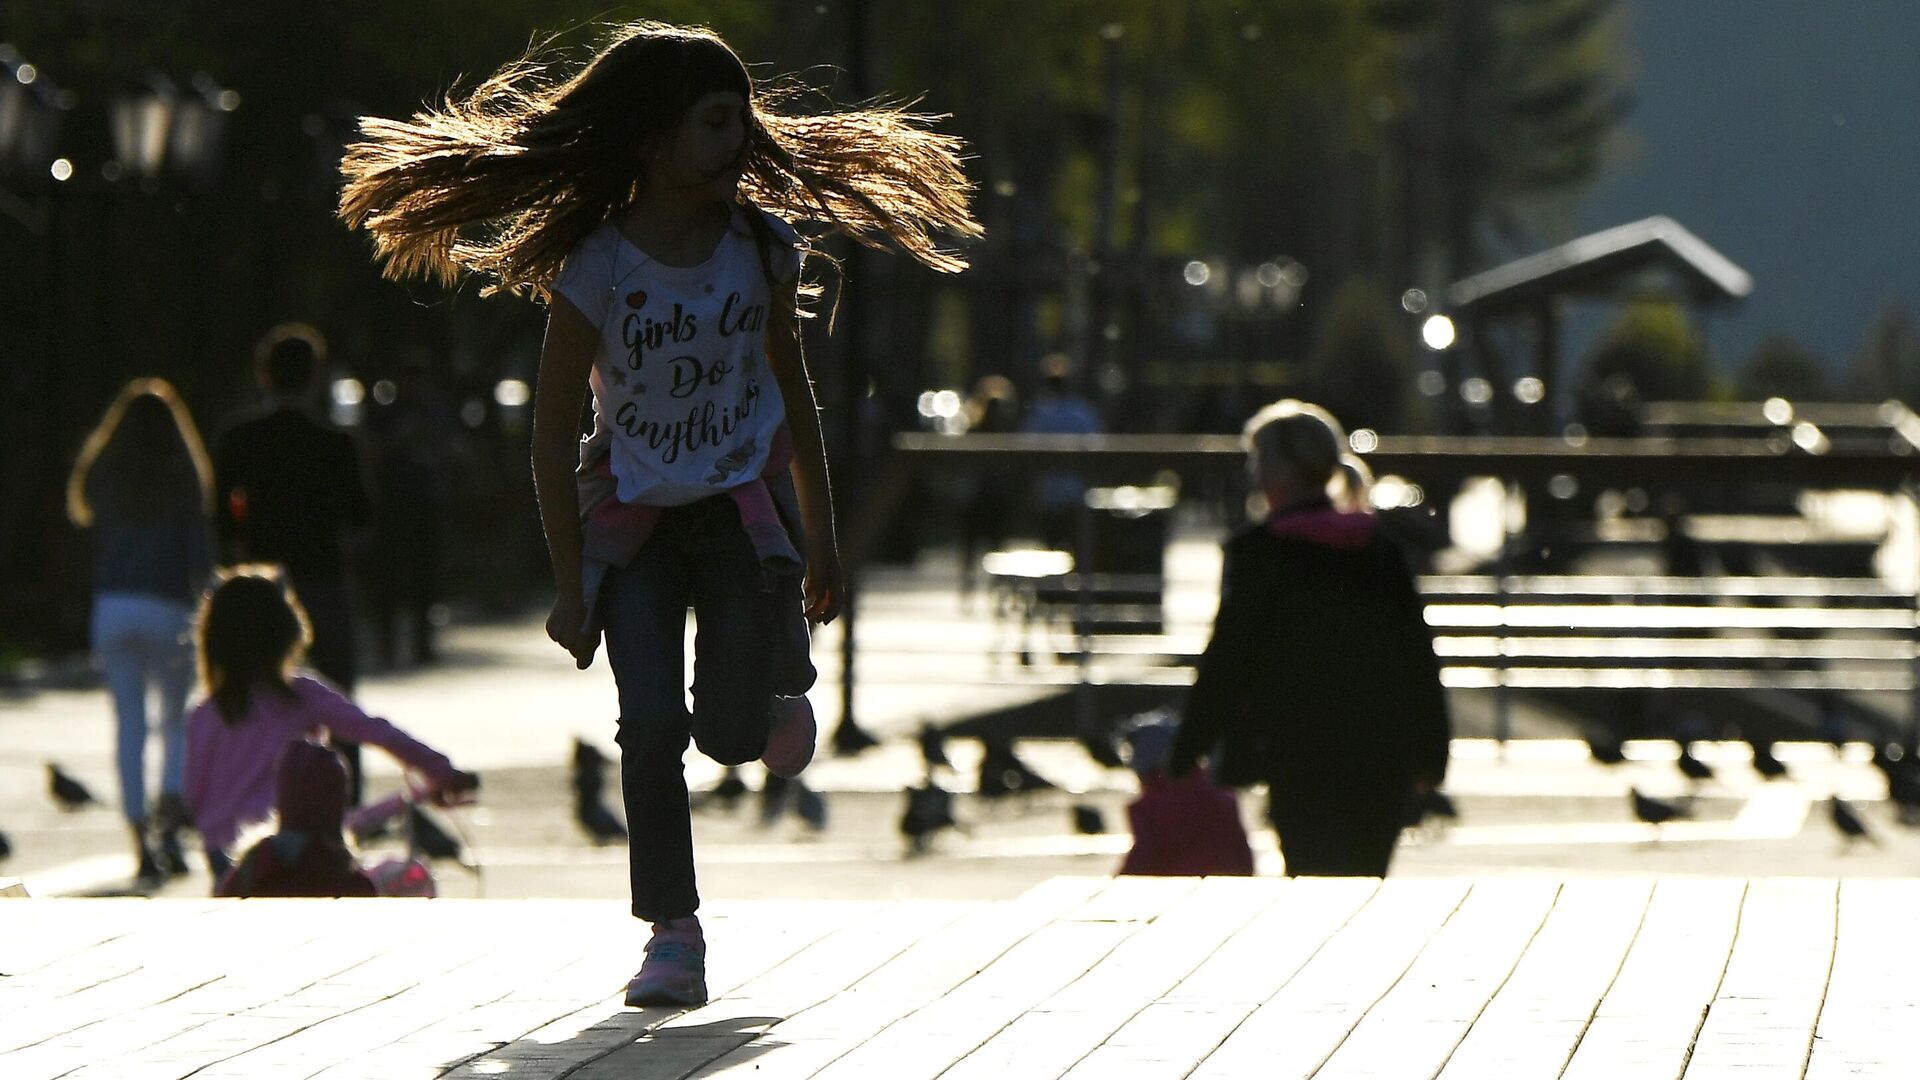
[761,696,817,779]
[625,917,707,1007]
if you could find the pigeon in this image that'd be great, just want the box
[0,829,11,861]
[1071,804,1106,834]
[407,805,465,862]
[794,783,828,832]
[1079,730,1126,770]
[1748,741,1788,780]
[571,739,628,841]
[900,780,959,854]
[692,767,750,813]
[976,736,1056,799]
[1829,797,1879,846]
[1630,788,1690,826]
[830,719,880,756]
[1587,737,1626,766]
[1675,746,1716,783]
[918,726,952,770]
[48,764,97,811]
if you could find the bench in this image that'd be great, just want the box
[964,572,1920,746]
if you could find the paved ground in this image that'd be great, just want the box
[7,539,1920,900]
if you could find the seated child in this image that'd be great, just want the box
[218,740,376,898]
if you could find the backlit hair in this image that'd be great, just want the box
[337,20,982,301]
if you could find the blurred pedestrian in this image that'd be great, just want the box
[1169,400,1450,877]
[213,324,373,799]
[337,21,979,1007]
[364,358,455,667]
[1020,354,1103,549]
[66,378,215,884]
[183,569,477,886]
[958,374,1019,596]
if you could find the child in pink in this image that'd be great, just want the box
[183,569,475,884]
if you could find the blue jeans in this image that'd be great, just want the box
[601,495,809,922]
[92,591,195,826]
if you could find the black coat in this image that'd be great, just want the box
[1171,521,1451,806]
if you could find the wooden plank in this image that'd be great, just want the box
[1684,878,1838,1079]
[50,901,473,1080]
[436,900,874,1080]
[1561,878,1748,1080]
[1806,880,1920,1080]
[1188,878,1473,1080]
[571,902,972,1080]
[940,878,1273,1080]
[0,899,223,982]
[1437,878,1655,1079]
[1309,879,1561,1080]
[681,879,1109,1080]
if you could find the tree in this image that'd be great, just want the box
[1849,303,1920,405]
[1739,336,1830,402]
[1305,279,1414,433]
[1576,300,1707,433]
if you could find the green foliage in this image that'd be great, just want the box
[1305,279,1414,432]
[1582,299,1709,403]
[1739,336,1830,402]
[1849,304,1920,405]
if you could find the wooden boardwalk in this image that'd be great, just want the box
[3,876,1918,1079]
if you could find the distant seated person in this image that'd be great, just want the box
[1020,353,1103,548]
[218,740,374,898]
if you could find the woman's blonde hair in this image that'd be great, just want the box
[337,20,983,301]
[66,377,214,529]
[1242,399,1371,511]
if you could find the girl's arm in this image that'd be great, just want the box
[767,280,842,625]
[303,679,469,791]
[532,297,601,667]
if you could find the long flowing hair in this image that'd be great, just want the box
[66,378,214,529]
[338,21,982,301]
[197,567,311,727]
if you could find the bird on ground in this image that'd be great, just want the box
[694,768,750,813]
[1829,797,1880,846]
[48,764,97,811]
[1403,788,1460,829]
[571,738,628,841]
[1630,788,1690,826]
[900,780,959,855]
[918,726,951,770]
[1587,737,1626,766]
[1079,729,1126,770]
[0,829,11,861]
[976,736,1057,799]
[1071,804,1106,834]
[830,719,880,756]
[407,805,465,863]
[1748,741,1789,780]
[1675,745,1716,783]
[794,783,828,832]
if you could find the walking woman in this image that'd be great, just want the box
[67,378,216,884]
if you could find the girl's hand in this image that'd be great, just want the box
[546,593,600,669]
[804,541,843,625]
[430,769,481,807]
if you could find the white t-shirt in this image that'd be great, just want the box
[552,205,802,506]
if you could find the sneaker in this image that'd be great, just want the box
[625,917,707,1007]
[761,696,817,779]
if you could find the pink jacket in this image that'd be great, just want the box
[183,676,457,852]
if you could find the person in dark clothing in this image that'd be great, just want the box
[1169,399,1450,878]
[214,324,373,801]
